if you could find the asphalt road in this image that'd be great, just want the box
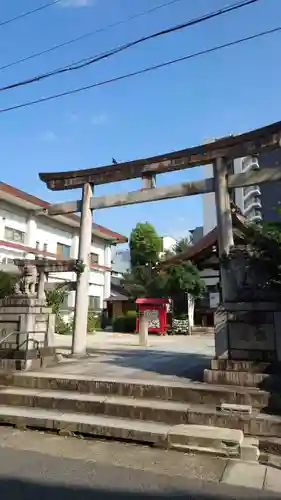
[0,445,279,500]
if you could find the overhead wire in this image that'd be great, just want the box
[0,24,279,115]
[0,0,62,28]
[0,0,262,94]
[0,0,183,71]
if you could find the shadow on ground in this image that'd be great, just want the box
[53,347,212,381]
[0,478,277,500]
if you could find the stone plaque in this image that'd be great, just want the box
[228,323,275,351]
[228,311,273,324]
[144,310,158,321]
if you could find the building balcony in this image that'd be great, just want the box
[243,185,261,200]
[242,157,260,172]
[247,209,263,222]
[244,197,262,215]
[249,214,263,223]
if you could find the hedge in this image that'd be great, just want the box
[112,312,137,333]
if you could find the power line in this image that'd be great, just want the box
[0,0,261,94]
[0,0,183,71]
[0,0,62,28]
[0,25,279,115]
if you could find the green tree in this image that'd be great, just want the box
[0,271,17,299]
[45,287,68,315]
[173,237,190,254]
[245,219,281,292]
[129,222,161,268]
[122,223,205,310]
[224,211,281,297]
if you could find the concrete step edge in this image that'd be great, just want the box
[0,386,189,411]
[5,372,269,396]
[0,385,274,414]
[0,405,258,461]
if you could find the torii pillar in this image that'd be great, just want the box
[72,183,93,355]
[213,157,234,302]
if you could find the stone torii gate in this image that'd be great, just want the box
[39,120,281,356]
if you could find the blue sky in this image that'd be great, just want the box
[0,0,280,243]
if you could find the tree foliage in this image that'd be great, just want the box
[173,237,190,254]
[0,271,17,299]
[129,222,161,268]
[45,287,68,315]
[224,215,281,298]
[122,224,205,310]
[247,219,281,292]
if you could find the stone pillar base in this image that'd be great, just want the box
[215,301,281,362]
[0,295,56,371]
[207,301,281,388]
[204,359,281,387]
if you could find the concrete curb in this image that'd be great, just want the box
[0,405,259,461]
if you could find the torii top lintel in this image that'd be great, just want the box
[39,120,281,191]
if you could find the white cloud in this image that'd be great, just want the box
[91,113,107,126]
[60,0,93,7]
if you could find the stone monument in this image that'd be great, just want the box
[0,259,56,371]
[205,244,281,386]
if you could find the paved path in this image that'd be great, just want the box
[52,333,214,381]
[0,426,280,498]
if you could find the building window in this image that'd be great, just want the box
[36,241,40,250]
[2,257,15,264]
[89,296,100,310]
[56,243,70,259]
[90,253,99,265]
[4,227,25,243]
[43,243,48,253]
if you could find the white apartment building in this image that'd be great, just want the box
[203,156,262,236]
[233,156,262,223]
[0,181,126,316]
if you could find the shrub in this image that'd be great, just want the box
[55,314,72,335]
[87,312,100,333]
[58,312,100,335]
[46,288,68,315]
[112,312,137,333]
[0,271,17,299]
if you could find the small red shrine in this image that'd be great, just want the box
[135,297,169,335]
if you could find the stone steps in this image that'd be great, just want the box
[0,372,280,456]
[0,404,258,461]
[204,369,281,390]
[2,372,279,410]
[0,384,281,438]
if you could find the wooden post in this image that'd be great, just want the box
[213,157,234,302]
[72,183,93,355]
